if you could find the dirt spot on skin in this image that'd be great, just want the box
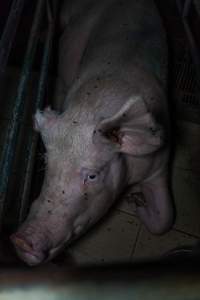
[133,193,146,207]
[149,127,157,135]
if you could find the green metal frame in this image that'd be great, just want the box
[0,0,57,228]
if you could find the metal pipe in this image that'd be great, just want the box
[18,0,56,224]
[177,0,200,87]
[0,260,200,299]
[182,21,200,80]
[183,0,192,17]
[0,0,26,80]
[0,0,46,229]
[176,0,185,14]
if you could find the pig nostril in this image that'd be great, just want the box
[11,235,33,253]
[10,234,49,265]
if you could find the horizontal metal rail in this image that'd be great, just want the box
[0,0,46,229]
[0,0,26,80]
[0,260,200,299]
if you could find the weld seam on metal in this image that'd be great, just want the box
[0,0,46,226]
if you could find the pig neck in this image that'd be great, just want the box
[125,147,168,187]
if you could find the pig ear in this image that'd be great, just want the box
[34,107,59,133]
[94,96,165,156]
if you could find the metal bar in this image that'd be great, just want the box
[194,0,200,17]
[18,0,56,223]
[176,0,185,14]
[1,261,200,299]
[0,0,26,80]
[183,0,192,17]
[177,0,200,86]
[0,0,46,229]
[183,20,200,79]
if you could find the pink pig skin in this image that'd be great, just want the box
[11,0,174,266]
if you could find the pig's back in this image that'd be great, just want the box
[79,0,167,88]
[58,0,168,113]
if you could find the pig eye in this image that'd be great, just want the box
[81,168,100,184]
[87,173,98,182]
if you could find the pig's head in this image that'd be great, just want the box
[11,96,164,266]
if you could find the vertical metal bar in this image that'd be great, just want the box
[182,21,200,79]
[178,0,200,88]
[0,0,46,229]
[176,0,185,14]
[183,0,192,17]
[0,0,26,80]
[18,0,56,223]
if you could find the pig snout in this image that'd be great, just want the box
[10,212,74,266]
[11,232,72,266]
[10,226,53,266]
[10,234,47,266]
